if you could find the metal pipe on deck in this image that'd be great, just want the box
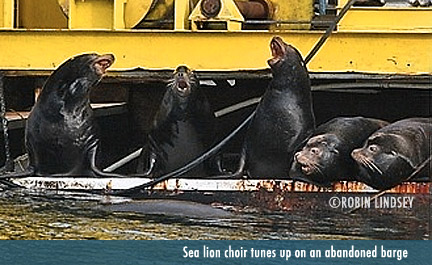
[200,0,272,19]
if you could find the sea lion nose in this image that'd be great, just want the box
[100,54,115,63]
[351,149,360,159]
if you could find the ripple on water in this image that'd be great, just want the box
[0,188,430,240]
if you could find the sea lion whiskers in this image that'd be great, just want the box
[360,155,383,175]
[166,78,176,88]
[296,155,323,176]
[310,162,325,176]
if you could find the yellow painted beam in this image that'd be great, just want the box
[0,30,431,74]
[114,0,127,30]
[174,0,190,31]
[339,7,432,31]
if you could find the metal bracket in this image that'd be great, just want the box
[189,0,244,31]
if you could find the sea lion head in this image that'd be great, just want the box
[268,36,306,75]
[351,133,415,190]
[43,53,115,97]
[169,65,198,98]
[291,134,341,186]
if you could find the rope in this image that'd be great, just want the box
[113,111,256,195]
[105,0,359,194]
[304,0,357,64]
[4,1,359,193]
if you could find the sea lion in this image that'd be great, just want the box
[5,53,118,178]
[138,65,216,177]
[229,36,315,178]
[102,200,233,218]
[351,117,432,190]
[290,117,389,186]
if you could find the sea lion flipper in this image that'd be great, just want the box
[0,168,35,179]
[235,147,247,177]
[141,152,157,176]
[0,162,14,175]
[210,147,246,179]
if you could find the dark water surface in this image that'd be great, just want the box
[0,187,430,240]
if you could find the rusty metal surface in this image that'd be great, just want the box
[10,177,430,194]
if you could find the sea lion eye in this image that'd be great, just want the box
[368,145,379,153]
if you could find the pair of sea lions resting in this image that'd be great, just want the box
[0,37,430,191]
[291,117,431,190]
[290,117,390,187]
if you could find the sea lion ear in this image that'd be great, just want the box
[328,144,339,154]
[390,150,398,156]
[324,140,339,154]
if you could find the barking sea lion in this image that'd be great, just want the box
[138,65,216,177]
[229,36,315,178]
[1,53,121,178]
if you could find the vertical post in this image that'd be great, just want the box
[174,0,190,31]
[1,0,14,29]
[68,0,75,29]
[114,0,127,29]
[319,0,327,15]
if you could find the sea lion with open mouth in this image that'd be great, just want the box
[351,117,431,190]
[1,53,119,178]
[229,36,315,178]
[138,65,216,177]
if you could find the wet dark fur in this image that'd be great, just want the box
[139,66,216,177]
[26,53,114,176]
[290,117,389,186]
[236,37,315,178]
[351,118,432,190]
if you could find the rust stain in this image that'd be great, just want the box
[235,180,247,191]
[258,180,277,191]
[153,180,168,190]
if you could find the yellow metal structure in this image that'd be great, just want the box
[269,0,312,30]
[0,0,431,75]
[0,30,431,75]
[175,0,190,30]
[0,0,13,29]
[58,0,176,29]
[189,0,244,31]
[18,0,67,29]
[68,0,114,29]
[338,0,432,31]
